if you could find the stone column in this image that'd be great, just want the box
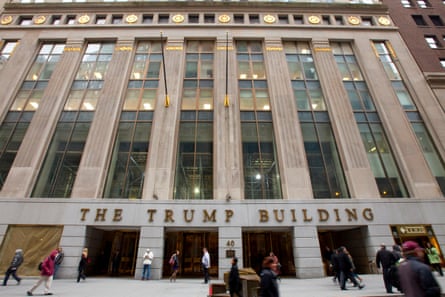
[312,39,380,199]
[59,225,87,279]
[71,39,134,198]
[219,226,242,279]
[214,34,243,201]
[143,36,184,200]
[0,39,84,198]
[263,38,313,200]
[138,226,164,280]
[293,226,324,278]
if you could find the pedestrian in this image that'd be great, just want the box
[229,257,242,297]
[345,248,363,283]
[323,246,333,276]
[111,250,121,276]
[426,242,444,277]
[330,248,340,284]
[337,246,364,290]
[169,250,180,282]
[259,256,279,297]
[269,252,281,282]
[77,248,89,283]
[376,243,396,293]
[26,249,58,296]
[141,248,154,280]
[2,249,24,286]
[392,244,402,262]
[53,247,64,279]
[398,241,442,297]
[201,247,210,284]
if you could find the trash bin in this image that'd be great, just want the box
[239,268,260,297]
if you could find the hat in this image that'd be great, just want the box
[402,241,422,252]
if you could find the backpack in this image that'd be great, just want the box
[38,261,43,271]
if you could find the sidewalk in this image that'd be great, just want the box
[1,273,444,297]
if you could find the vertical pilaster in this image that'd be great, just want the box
[219,226,242,279]
[355,37,442,198]
[312,39,380,199]
[214,35,243,201]
[0,39,84,198]
[263,38,313,200]
[138,226,164,280]
[71,39,134,198]
[293,226,324,278]
[143,36,184,200]
[58,225,87,279]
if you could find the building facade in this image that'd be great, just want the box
[382,0,445,114]
[0,0,444,280]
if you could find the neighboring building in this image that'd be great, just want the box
[383,0,445,108]
[0,0,444,280]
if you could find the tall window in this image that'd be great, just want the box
[104,41,160,199]
[0,43,65,190]
[0,41,19,70]
[32,42,114,198]
[285,41,349,198]
[373,41,445,194]
[425,36,441,49]
[174,41,214,200]
[333,42,408,198]
[238,40,282,199]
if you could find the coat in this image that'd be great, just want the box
[259,268,279,297]
[41,250,58,277]
[9,250,24,269]
[398,255,441,297]
[229,264,241,295]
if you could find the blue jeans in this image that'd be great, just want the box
[142,264,151,280]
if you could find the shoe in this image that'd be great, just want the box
[359,285,365,290]
[44,293,53,295]
[27,291,33,296]
[341,288,347,290]
[17,280,21,285]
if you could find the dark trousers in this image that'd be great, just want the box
[3,267,21,285]
[203,267,209,283]
[382,267,393,293]
[77,269,86,283]
[340,270,359,289]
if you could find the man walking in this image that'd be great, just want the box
[337,246,364,290]
[2,249,24,286]
[376,243,396,293]
[202,247,211,284]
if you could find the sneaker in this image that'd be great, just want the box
[358,284,365,290]
[44,293,53,295]
[26,291,33,296]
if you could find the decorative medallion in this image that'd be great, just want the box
[348,16,360,25]
[1,15,13,25]
[308,15,321,24]
[172,14,185,23]
[34,15,46,25]
[218,14,231,23]
[78,15,90,24]
[126,14,138,24]
[263,15,276,24]
[378,16,391,26]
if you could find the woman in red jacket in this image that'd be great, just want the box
[27,249,58,296]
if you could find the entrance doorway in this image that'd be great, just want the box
[163,230,218,278]
[86,228,140,277]
[318,227,368,276]
[242,230,295,276]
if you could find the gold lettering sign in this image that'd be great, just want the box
[217,46,234,51]
[314,47,332,52]
[166,46,183,51]
[266,47,283,51]
[116,46,133,51]
[64,47,81,52]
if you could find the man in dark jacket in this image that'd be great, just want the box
[229,257,242,297]
[2,249,24,286]
[376,243,396,293]
[259,256,279,297]
[398,241,442,297]
[337,246,364,291]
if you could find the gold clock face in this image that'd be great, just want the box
[172,14,184,23]
[378,16,390,26]
[34,15,46,25]
[348,16,360,25]
[78,15,90,24]
[1,15,13,25]
[126,14,138,24]
[264,15,276,24]
[308,15,321,24]
[218,14,231,23]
